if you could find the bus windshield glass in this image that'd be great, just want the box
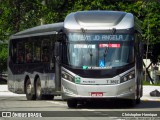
[67,33,134,69]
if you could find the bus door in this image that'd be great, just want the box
[54,42,62,91]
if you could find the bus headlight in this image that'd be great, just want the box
[62,72,74,82]
[120,71,135,83]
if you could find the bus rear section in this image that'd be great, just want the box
[8,23,63,100]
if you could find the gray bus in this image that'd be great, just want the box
[8,11,143,108]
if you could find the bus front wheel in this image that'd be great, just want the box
[25,79,36,100]
[136,97,141,104]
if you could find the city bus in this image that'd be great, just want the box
[8,10,143,108]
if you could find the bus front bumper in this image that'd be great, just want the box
[62,79,136,100]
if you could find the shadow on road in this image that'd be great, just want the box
[136,100,160,109]
[0,78,7,84]
[75,100,160,109]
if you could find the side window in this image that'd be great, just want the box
[11,40,17,63]
[42,39,50,62]
[33,39,41,62]
[25,42,33,63]
[17,42,25,64]
[62,43,68,64]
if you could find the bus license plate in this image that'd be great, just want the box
[91,92,103,97]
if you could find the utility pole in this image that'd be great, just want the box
[145,0,150,81]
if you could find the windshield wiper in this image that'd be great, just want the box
[81,28,93,67]
[103,28,116,66]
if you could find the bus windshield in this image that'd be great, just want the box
[67,33,134,69]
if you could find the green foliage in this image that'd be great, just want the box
[143,80,160,86]
[141,1,160,44]
[0,1,12,41]
[0,44,8,72]
[1,0,159,43]
[0,0,160,72]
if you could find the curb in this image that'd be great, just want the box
[141,98,160,102]
[141,95,160,102]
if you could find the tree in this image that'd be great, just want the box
[141,1,160,44]
[0,0,160,73]
[0,0,46,40]
[0,1,12,41]
[0,43,8,72]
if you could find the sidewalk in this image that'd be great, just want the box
[0,85,25,96]
[0,85,160,101]
[0,85,8,91]
[141,85,160,101]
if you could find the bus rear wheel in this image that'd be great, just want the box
[35,78,43,100]
[67,99,77,108]
[35,78,54,100]
[25,79,36,100]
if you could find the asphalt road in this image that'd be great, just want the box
[0,84,160,120]
[0,95,160,120]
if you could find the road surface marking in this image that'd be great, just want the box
[46,101,66,106]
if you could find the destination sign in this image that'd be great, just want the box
[99,44,120,48]
[68,33,133,41]
[74,44,95,48]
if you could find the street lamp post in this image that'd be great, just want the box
[145,0,150,82]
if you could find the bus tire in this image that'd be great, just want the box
[25,79,36,100]
[136,84,141,104]
[136,97,141,104]
[67,99,77,108]
[35,78,43,100]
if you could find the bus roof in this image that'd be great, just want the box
[10,22,64,39]
[64,10,135,31]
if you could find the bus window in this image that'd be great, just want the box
[11,41,17,63]
[25,42,33,63]
[17,42,24,64]
[42,39,50,62]
[33,41,41,62]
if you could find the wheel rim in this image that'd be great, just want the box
[36,80,41,98]
[26,83,31,95]
[37,84,41,97]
